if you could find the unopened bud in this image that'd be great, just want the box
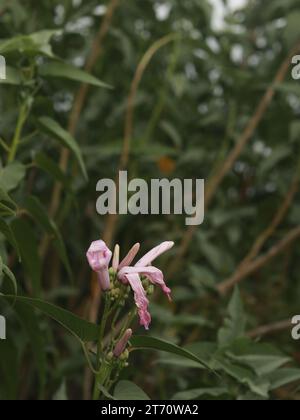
[113,329,133,357]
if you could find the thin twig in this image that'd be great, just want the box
[247,319,292,339]
[217,167,300,295]
[102,33,179,247]
[49,0,120,220]
[166,40,300,279]
[217,226,300,295]
[239,169,299,271]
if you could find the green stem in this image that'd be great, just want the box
[92,361,111,400]
[92,296,111,400]
[8,102,28,163]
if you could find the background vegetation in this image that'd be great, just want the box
[1,0,300,400]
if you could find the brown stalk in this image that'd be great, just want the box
[240,170,299,270]
[49,0,120,220]
[217,226,300,295]
[217,168,300,295]
[166,40,300,279]
[39,0,120,262]
[247,319,292,339]
[102,33,179,246]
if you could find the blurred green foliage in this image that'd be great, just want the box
[1,0,300,400]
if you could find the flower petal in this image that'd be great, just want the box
[119,266,171,300]
[118,243,140,269]
[135,241,174,267]
[125,273,151,330]
[86,240,112,290]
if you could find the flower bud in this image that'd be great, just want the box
[113,329,132,358]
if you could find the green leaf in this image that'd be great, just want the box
[218,287,246,346]
[11,219,42,296]
[284,11,300,46]
[114,381,150,400]
[0,337,19,399]
[24,196,72,280]
[268,368,300,390]
[131,335,211,370]
[172,387,228,400]
[37,117,88,181]
[215,356,270,398]
[0,256,17,295]
[226,339,290,376]
[0,187,17,209]
[3,295,99,342]
[0,219,20,258]
[53,381,68,400]
[258,146,290,176]
[34,152,72,191]
[0,30,59,57]
[39,61,112,89]
[0,66,23,85]
[0,162,26,192]
[14,301,47,392]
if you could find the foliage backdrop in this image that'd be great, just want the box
[1,0,300,400]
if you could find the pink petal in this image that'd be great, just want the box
[119,266,172,301]
[112,244,120,271]
[86,240,112,291]
[135,241,174,267]
[125,273,151,330]
[118,243,140,270]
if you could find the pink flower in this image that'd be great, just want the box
[117,241,174,330]
[113,328,132,357]
[86,240,112,291]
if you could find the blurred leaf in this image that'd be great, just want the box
[131,336,211,370]
[34,152,71,190]
[226,339,290,376]
[24,196,72,280]
[37,117,88,181]
[172,387,228,400]
[0,66,23,85]
[0,256,17,295]
[0,162,26,192]
[258,146,290,176]
[268,368,300,390]
[14,301,47,392]
[114,381,150,400]
[4,295,99,342]
[39,61,112,89]
[0,219,20,258]
[218,287,246,346]
[283,11,300,46]
[0,30,59,57]
[53,381,68,400]
[11,219,42,296]
[0,338,19,399]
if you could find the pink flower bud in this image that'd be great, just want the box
[113,329,133,357]
[86,240,112,291]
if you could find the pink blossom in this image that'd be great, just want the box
[118,241,174,329]
[86,240,112,291]
[113,329,133,357]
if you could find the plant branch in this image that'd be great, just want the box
[166,40,300,279]
[49,0,120,219]
[247,319,292,339]
[217,226,300,295]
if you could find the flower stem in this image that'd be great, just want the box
[8,102,28,163]
[92,296,111,400]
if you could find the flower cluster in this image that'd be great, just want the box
[86,240,174,329]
